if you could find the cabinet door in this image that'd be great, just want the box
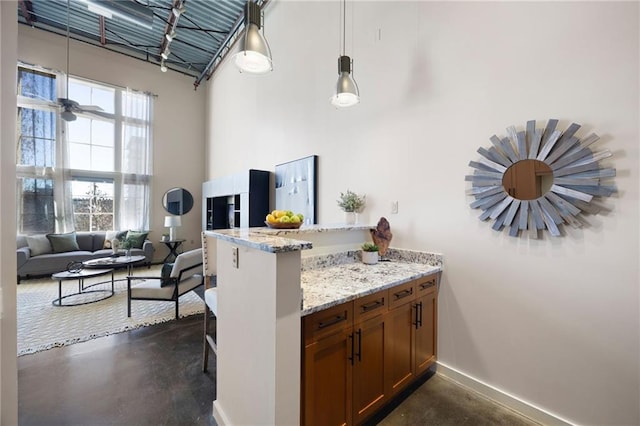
[414,275,438,376]
[384,301,416,396]
[414,290,437,376]
[303,329,353,426]
[353,314,386,424]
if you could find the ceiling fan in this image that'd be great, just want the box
[57,0,103,122]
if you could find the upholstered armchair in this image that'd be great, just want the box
[127,248,203,320]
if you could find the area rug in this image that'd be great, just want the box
[17,266,204,356]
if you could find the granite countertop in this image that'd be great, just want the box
[301,248,443,316]
[204,224,373,253]
[203,228,313,253]
[252,223,374,235]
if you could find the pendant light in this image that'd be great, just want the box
[331,0,359,108]
[234,1,272,74]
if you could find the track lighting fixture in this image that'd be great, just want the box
[234,1,272,74]
[172,5,185,18]
[158,1,184,74]
[331,0,359,108]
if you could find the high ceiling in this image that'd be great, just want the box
[17,0,263,89]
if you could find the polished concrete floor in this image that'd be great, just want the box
[19,314,539,426]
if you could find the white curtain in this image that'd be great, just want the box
[54,123,75,233]
[118,88,153,231]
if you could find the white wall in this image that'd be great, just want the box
[206,2,640,425]
[1,2,19,423]
[19,27,207,258]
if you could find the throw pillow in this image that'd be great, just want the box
[46,232,80,253]
[123,231,149,249]
[124,231,149,249]
[103,230,127,249]
[160,262,174,287]
[26,235,52,256]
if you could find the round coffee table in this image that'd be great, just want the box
[51,269,114,307]
[83,255,146,275]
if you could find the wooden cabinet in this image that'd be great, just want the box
[302,273,439,425]
[414,275,438,376]
[384,282,416,397]
[303,302,354,426]
[352,291,388,424]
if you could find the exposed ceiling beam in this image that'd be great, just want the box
[99,15,106,45]
[19,0,36,25]
[17,20,201,78]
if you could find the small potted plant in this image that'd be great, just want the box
[337,190,366,224]
[361,242,379,265]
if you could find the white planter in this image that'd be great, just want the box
[344,211,356,224]
[343,211,362,225]
[362,251,379,265]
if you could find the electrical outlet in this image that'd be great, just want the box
[232,247,239,269]
[391,201,399,214]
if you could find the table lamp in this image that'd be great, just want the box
[164,215,182,241]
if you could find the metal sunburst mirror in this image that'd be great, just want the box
[466,119,616,237]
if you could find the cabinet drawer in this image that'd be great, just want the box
[354,289,388,323]
[303,301,353,346]
[415,274,438,297]
[388,280,416,309]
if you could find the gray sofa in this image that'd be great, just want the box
[17,231,155,283]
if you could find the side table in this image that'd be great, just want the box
[160,239,185,263]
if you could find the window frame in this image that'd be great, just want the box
[16,63,152,234]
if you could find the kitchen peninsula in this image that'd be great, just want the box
[202,224,443,425]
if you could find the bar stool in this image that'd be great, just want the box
[202,275,217,372]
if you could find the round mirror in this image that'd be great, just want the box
[502,159,553,200]
[162,188,194,215]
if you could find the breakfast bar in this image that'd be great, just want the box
[202,225,442,425]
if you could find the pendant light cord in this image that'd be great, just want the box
[66,0,70,98]
[342,0,346,56]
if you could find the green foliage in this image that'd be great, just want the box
[337,190,366,213]
[361,242,379,252]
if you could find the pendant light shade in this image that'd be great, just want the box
[332,0,359,108]
[331,55,359,108]
[234,1,272,74]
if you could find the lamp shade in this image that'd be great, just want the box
[164,215,182,227]
[234,1,272,74]
[331,56,359,108]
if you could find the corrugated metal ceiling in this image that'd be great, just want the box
[17,0,257,88]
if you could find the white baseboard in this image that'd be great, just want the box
[436,361,574,426]
[212,400,231,426]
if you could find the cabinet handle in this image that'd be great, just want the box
[419,280,435,290]
[360,299,384,313]
[418,301,423,328]
[413,303,419,329]
[317,313,347,329]
[355,329,362,362]
[348,333,354,365]
[393,288,413,300]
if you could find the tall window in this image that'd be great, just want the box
[16,64,153,234]
[16,68,57,233]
